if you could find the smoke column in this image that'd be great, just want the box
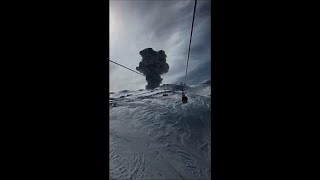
[136,48,169,90]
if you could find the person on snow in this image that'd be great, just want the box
[182,91,188,103]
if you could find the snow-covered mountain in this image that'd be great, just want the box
[109,81,211,179]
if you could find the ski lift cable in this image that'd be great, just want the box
[183,0,197,91]
[109,59,167,86]
[109,59,145,77]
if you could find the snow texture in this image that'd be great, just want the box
[109,82,211,180]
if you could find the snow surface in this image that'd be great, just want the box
[109,82,211,180]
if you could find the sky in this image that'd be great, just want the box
[110,0,211,92]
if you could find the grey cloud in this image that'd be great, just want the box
[110,0,211,91]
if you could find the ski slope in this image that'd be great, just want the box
[109,82,211,180]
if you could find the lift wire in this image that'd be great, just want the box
[183,0,197,91]
[109,59,145,77]
[109,59,167,86]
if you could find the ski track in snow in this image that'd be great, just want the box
[109,83,211,180]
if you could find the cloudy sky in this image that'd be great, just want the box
[110,0,211,91]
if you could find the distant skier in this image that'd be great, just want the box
[182,91,188,103]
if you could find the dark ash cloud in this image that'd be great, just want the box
[136,48,169,90]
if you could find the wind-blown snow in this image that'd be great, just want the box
[109,82,211,179]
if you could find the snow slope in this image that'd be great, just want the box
[109,82,211,180]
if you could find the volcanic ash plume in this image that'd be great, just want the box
[136,48,169,90]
